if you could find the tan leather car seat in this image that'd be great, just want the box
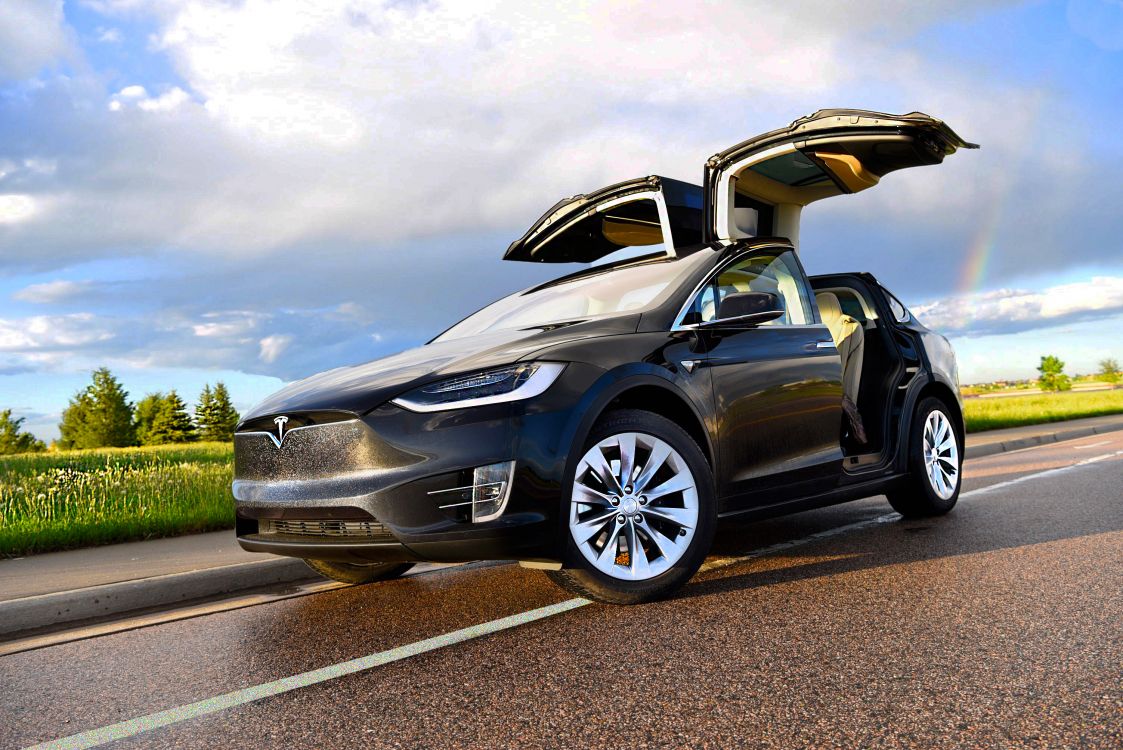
[816,292,864,405]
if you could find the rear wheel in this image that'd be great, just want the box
[546,409,716,605]
[886,397,961,518]
[303,559,414,585]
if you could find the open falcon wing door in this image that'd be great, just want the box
[703,109,978,249]
[504,175,704,263]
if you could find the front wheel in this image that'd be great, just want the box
[303,559,415,585]
[546,409,716,605]
[886,397,962,518]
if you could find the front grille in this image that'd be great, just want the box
[259,519,396,542]
[234,418,422,482]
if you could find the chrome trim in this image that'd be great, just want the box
[391,362,566,413]
[816,340,836,349]
[427,481,505,496]
[472,460,516,523]
[668,240,796,332]
[236,418,362,448]
[259,519,394,539]
[898,366,920,390]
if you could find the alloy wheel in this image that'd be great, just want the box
[922,410,959,500]
[569,432,699,581]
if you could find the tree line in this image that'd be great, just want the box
[1038,356,1121,392]
[0,367,240,455]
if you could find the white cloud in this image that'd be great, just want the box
[138,86,190,112]
[191,310,264,338]
[2,0,1035,267]
[0,0,70,82]
[13,280,91,303]
[258,333,293,363]
[109,84,190,112]
[96,26,123,44]
[913,276,1123,336]
[0,312,116,351]
[0,194,39,224]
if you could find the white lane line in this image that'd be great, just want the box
[1074,440,1112,450]
[23,447,1123,750]
[22,600,588,750]
[21,512,902,750]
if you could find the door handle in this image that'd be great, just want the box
[805,340,836,351]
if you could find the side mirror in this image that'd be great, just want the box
[699,291,784,329]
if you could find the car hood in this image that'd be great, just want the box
[241,315,637,420]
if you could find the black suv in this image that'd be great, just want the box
[233,109,976,603]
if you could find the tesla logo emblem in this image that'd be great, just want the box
[271,415,290,447]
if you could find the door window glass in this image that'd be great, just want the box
[883,288,911,323]
[681,249,814,326]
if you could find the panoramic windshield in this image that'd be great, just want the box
[434,254,705,342]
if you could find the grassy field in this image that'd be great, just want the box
[963,388,1123,432]
[1,442,233,557]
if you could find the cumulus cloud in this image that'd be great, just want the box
[0,194,39,224]
[0,312,116,351]
[0,0,71,82]
[258,334,293,364]
[12,280,92,303]
[1,0,1039,270]
[96,26,122,44]
[912,276,1123,336]
[109,85,191,112]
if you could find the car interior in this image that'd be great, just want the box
[812,280,905,465]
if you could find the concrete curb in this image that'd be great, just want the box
[964,418,1123,460]
[0,558,316,638]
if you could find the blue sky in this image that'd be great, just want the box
[2,0,1122,442]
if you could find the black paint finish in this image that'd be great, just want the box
[232,237,962,565]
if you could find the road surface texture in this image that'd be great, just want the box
[2,433,1121,749]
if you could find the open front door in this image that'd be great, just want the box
[704,109,978,247]
[504,175,703,263]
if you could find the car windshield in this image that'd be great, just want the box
[434,254,706,342]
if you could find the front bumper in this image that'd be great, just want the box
[232,362,603,563]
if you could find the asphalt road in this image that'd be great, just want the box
[2,433,1121,749]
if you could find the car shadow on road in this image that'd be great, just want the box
[676,501,1123,602]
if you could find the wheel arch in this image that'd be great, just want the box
[896,374,964,469]
[560,371,715,487]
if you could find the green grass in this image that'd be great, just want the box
[963,388,1123,433]
[1,442,234,557]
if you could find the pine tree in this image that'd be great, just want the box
[0,409,47,455]
[58,368,136,449]
[134,393,166,446]
[210,382,240,440]
[195,384,216,439]
[196,382,239,441]
[145,391,197,444]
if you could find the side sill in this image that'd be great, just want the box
[717,475,906,523]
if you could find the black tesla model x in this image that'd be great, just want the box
[233,109,977,604]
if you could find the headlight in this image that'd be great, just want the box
[391,362,566,413]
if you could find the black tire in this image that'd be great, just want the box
[546,409,716,605]
[303,559,415,585]
[886,396,962,518]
